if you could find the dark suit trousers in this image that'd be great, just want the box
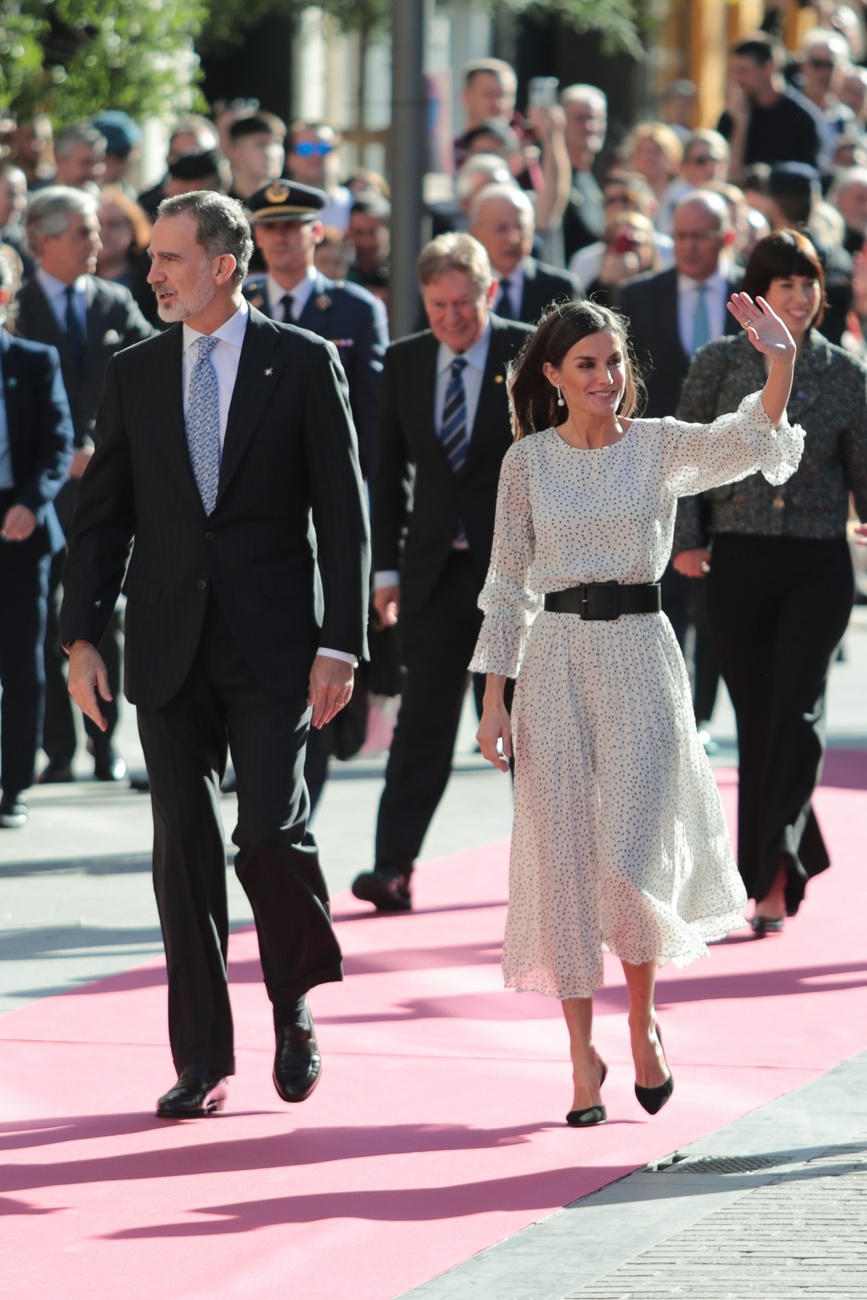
[707,534,853,913]
[375,551,513,875]
[136,595,342,1077]
[0,491,50,798]
[44,546,122,764]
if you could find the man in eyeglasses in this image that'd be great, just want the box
[287,123,353,232]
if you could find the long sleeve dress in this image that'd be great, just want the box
[469,392,805,999]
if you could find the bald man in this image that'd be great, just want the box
[469,183,582,324]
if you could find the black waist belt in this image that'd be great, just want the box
[544,581,661,621]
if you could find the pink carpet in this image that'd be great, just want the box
[2,754,866,1300]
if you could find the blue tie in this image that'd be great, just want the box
[692,283,710,354]
[187,335,221,514]
[439,357,470,474]
[64,285,86,376]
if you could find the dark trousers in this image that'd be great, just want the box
[374,551,513,875]
[44,547,122,764]
[661,563,720,725]
[708,534,854,911]
[136,595,342,1077]
[0,492,51,798]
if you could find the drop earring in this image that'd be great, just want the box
[556,384,565,407]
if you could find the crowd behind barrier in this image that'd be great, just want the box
[1,4,866,1119]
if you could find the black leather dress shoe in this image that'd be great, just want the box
[38,760,75,784]
[351,869,412,912]
[273,1001,321,1103]
[89,742,128,782]
[0,797,28,829]
[156,1069,229,1118]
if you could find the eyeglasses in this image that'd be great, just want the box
[807,58,835,70]
[672,230,722,242]
[293,141,335,157]
[689,155,715,166]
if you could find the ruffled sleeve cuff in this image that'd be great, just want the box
[737,391,805,487]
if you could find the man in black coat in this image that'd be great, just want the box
[60,192,370,1117]
[17,185,155,783]
[0,252,73,829]
[469,182,582,324]
[617,189,742,736]
[351,233,532,913]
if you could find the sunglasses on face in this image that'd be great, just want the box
[293,141,335,157]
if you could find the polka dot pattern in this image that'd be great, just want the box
[470,392,804,999]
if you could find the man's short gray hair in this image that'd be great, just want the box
[470,182,535,229]
[24,185,98,254]
[560,84,607,114]
[54,123,107,159]
[455,154,513,205]
[156,191,254,284]
[673,188,732,235]
[417,232,493,293]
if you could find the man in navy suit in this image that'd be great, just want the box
[243,180,389,812]
[17,186,155,784]
[0,252,73,828]
[60,192,369,1116]
[242,180,388,479]
[351,234,531,912]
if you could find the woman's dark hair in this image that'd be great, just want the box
[740,229,826,330]
[508,300,643,439]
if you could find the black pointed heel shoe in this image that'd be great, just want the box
[634,1025,673,1116]
[566,1059,608,1128]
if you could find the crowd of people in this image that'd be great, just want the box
[1,8,866,1122]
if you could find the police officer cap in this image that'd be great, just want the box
[247,180,328,224]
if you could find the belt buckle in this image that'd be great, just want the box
[581,581,620,621]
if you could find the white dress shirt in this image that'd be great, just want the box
[183,297,354,666]
[376,323,492,588]
[266,266,317,322]
[677,268,729,356]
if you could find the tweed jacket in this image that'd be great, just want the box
[673,330,867,552]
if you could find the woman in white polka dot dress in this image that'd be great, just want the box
[471,295,804,1127]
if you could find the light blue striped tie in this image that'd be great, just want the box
[692,283,711,354]
[439,357,469,473]
[187,335,221,514]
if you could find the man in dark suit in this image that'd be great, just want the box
[351,233,531,913]
[0,252,73,829]
[243,179,389,813]
[17,186,155,783]
[617,189,741,738]
[60,191,369,1117]
[469,182,582,325]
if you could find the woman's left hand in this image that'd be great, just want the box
[727,292,796,361]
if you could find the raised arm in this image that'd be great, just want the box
[726,292,795,426]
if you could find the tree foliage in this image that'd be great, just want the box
[1,0,207,123]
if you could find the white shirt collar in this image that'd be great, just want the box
[437,321,492,374]
[265,266,317,318]
[182,297,249,355]
[677,266,728,294]
[37,266,87,301]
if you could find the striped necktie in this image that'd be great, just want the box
[439,357,470,474]
[186,335,221,514]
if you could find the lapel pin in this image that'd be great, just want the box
[264,367,273,376]
[315,294,332,311]
[494,374,504,383]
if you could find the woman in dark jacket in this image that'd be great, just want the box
[673,230,867,933]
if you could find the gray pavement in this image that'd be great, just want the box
[0,605,865,1297]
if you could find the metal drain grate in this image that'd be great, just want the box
[658,1155,786,1174]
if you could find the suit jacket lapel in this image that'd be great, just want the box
[24,280,67,356]
[660,269,690,369]
[216,308,284,503]
[297,273,331,330]
[462,320,510,474]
